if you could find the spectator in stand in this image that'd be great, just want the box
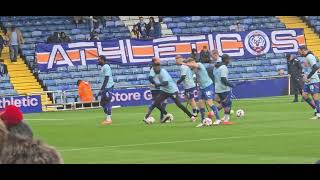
[95,16,107,29]
[146,17,156,39]
[154,17,162,38]
[7,26,24,63]
[90,30,100,41]
[106,16,113,21]
[131,25,141,39]
[73,16,85,28]
[199,45,211,63]
[87,16,98,32]
[190,48,199,62]
[60,32,71,43]
[211,49,222,63]
[137,17,147,39]
[0,34,4,59]
[0,60,8,77]
[230,21,245,32]
[47,32,61,44]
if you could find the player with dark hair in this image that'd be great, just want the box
[286,54,304,103]
[98,55,114,125]
[213,54,235,125]
[175,55,199,117]
[143,58,168,124]
[298,46,320,119]
[150,60,196,123]
[185,57,221,127]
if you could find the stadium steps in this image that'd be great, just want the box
[119,16,173,37]
[277,16,320,58]
[1,47,54,111]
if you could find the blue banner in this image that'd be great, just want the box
[109,78,288,107]
[0,95,42,114]
[36,28,305,72]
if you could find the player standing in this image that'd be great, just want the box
[175,55,199,116]
[150,61,196,123]
[184,57,221,127]
[143,58,168,124]
[298,46,320,119]
[98,55,114,125]
[213,54,234,125]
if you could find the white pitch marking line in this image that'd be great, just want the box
[59,131,319,152]
[26,119,65,121]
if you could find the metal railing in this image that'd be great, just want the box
[0,75,291,111]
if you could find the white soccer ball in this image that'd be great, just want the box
[146,117,155,124]
[202,118,213,126]
[236,109,245,117]
[165,113,174,123]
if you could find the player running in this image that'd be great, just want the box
[184,57,221,127]
[175,55,199,116]
[298,46,320,119]
[98,55,114,125]
[213,54,234,125]
[143,58,168,124]
[150,60,196,123]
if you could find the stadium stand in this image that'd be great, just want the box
[160,16,285,35]
[278,16,320,58]
[0,16,130,72]
[0,16,292,105]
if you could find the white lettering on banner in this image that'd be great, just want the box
[144,90,152,101]
[80,50,86,66]
[97,41,127,63]
[68,42,95,48]
[0,97,39,108]
[111,92,141,102]
[216,34,244,56]
[153,36,178,43]
[126,40,152,63]
[271,30,299,53]
[244,30,270,55]
[48,45,73,69]
[207,34,215,51]
[179,35,206,41]
[37,29,305,72]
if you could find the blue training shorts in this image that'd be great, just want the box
[216,91,232,108]
[303,83,320,95]
[184,87,197,99]
[199,84,215,100]
[101,86,114,102]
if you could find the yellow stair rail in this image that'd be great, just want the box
[277,16,320,58]
[1,45,53,111]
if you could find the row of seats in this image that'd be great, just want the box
[0,75,17,95]
[305,16,320,34]
[0,16,131,73]
[161,16,285,35]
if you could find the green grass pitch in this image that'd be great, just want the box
[24,95,320,164]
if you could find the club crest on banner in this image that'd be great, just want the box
[245,30,270,55]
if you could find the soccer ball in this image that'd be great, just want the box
[165,113,174,123]
[207,111,214,118]
[236,109,245,117]
[146,117,155,124]
[202,118,213,126]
